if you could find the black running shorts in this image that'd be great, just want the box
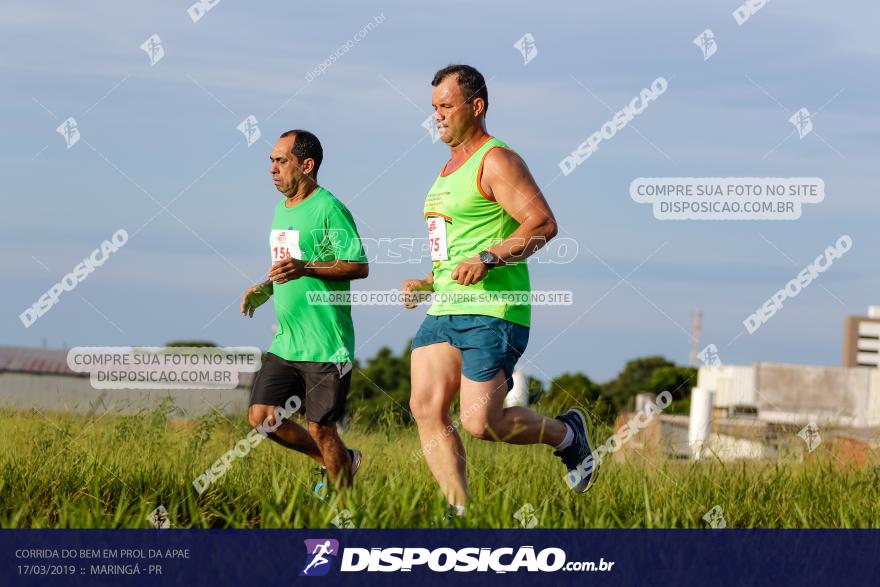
[249,352,351,423]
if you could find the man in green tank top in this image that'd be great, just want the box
[404,65,599,516]
[240,130,368,491]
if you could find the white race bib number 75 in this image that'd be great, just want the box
[426,216,448,261]
[270,229,302,262]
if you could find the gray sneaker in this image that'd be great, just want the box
[554,409,598,493]
[318,448,361,478]
[349,448,362,478]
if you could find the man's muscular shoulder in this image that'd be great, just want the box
[480,146,530,200]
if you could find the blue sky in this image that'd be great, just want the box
[2,1,878,382]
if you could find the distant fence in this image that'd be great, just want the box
[0,372,251,417]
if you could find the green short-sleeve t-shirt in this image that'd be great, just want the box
[267,187,366,363]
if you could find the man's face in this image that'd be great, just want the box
[431,76,482,145]
[269,135,310,195]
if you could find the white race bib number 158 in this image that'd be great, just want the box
[270,229,302,262]
[426,216,448,261]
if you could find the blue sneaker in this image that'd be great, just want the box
[554,409,598,493]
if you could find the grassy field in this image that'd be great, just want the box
[2,406,880,528]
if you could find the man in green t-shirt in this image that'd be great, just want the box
[403,65,599,516]
[241,129,368,489]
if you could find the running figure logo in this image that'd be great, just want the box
[300,539,339,577]
[146,505,170,529]
[56,117,80,149]
[798,422,822,453]
[692,29,717,61]
[140,34,165,66]
[513,503,539,528]
[703,505,727,529]
[513,33,538,65]
[697,344,722,369]
[789,107,813,139]
[237,115,262,147]
[421,113,441,143]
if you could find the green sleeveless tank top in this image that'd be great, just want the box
[423,136,531,327]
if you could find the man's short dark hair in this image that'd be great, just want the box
[431,64,489,113]
[279,129,323,176]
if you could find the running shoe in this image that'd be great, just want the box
[554,409,598,493]
[319,448,361,477]
[349,448,362,478]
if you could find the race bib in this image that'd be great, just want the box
[426,216,448,261]
[270,229,302,262]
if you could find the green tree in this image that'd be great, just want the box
[538,372,613,420]
[526,376,546,405]
[549,372,602,404]
[644,365,697,402]
[348,342,413,426]
[602,355,676,411]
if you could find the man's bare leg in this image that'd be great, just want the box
[459,369,567,446]
[248,404,323,465]
[309,420,352,489]
[409,343,468,507]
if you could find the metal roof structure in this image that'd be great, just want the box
[0,346,254,387]
[0,346,78,376]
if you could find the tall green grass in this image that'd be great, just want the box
[2,407,879,528]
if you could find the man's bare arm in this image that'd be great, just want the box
[268,258,369,285]
[481,147,558,262]
[449,148,558,286]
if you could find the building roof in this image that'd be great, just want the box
[0,346,78,376]
[0,346,255,387]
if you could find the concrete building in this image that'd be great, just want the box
[0,346,253,417]
[843,306,880,368]
[697,362,880,428]
[615,307,880,464]
[692,306,880,429]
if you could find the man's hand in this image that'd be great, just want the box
[268,257,309,285]
[241,282,272,318]
[402,278,433,309]
[451,256,489,286]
